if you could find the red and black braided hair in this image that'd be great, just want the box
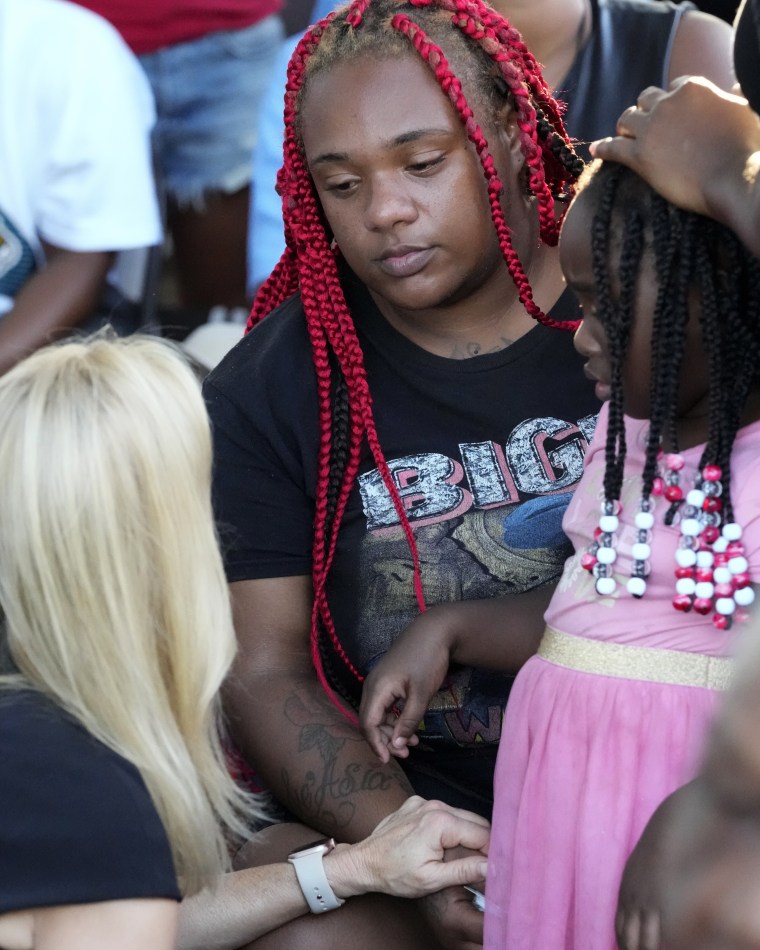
[248,0,583,720]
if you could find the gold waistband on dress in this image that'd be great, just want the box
[537,626,734,691]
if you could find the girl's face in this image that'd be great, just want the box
[300,52,531,321]
[560,189,710,427]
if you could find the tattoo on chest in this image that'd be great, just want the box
[280,691,411,829]
[449,337,515,359]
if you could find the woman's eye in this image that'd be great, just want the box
[409,155,444,173]
[325,178,358,194]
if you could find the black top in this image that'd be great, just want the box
[734,0,760,113]
[560,0,694,159]
[0,689,180,913]
[205,267,599,813]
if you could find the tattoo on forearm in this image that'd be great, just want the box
[280,691,412,828]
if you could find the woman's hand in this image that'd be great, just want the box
[591,78,753,216]
[325,796,489,900]
[591,77,760,260]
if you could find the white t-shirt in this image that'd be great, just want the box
[0,0,162,315]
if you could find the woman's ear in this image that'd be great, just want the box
[495,103,525,173]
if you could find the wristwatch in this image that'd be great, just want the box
[287,837,346,914]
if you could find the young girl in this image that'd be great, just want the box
[0,335,494,950]
[360,158,760,950]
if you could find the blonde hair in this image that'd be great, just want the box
[0,334,265,895]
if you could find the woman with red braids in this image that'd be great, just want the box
[204,0,598,945]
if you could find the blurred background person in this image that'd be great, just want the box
[0,0,161,375]
[73,0,285,328]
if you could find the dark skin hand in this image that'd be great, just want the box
[660,776,760,950]
[359,585,556,762]
[0,241,112,374]
[617,596,760,950]
[591,77,760,260]
[615,785,693,950]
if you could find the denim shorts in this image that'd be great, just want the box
[139,14,285,209]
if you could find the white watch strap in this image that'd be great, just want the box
[288,847,346,913]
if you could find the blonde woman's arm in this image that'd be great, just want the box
[178,797,489,950]
[0,898,178,950]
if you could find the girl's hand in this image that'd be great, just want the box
[616,785,692,950]
[359,606,456,763]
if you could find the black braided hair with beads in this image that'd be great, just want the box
[580,160,760,525]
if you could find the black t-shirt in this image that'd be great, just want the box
[205,271,599,809]
[734,0,760,114]
[0,690,179,913]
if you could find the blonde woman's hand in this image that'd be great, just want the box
[324,796,489,900]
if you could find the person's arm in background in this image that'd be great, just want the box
[1,2,162,372]
[668,7,735,88]
[591,77,760,260]
[0,242,113,374]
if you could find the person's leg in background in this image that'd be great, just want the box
[143,14,285,314]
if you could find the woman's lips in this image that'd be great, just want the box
[376,246,435,278]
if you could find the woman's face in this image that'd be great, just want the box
[299,52,531,321]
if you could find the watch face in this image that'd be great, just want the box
[288,837,335,859]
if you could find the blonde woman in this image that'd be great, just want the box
[0,335,489,950]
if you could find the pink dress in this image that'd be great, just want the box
[484,406,760,950]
